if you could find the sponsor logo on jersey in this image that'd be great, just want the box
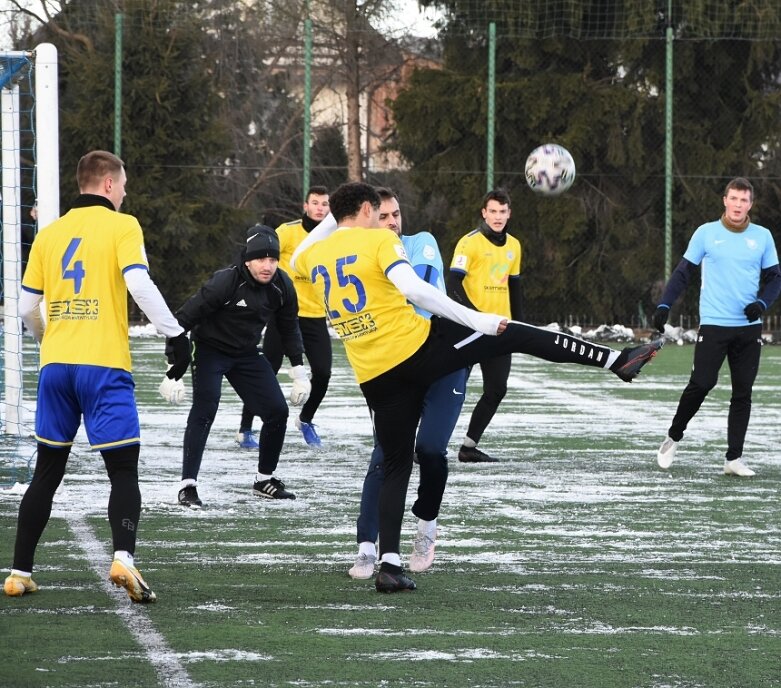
[49,299,99,321]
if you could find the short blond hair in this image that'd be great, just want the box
[76,150,124,191]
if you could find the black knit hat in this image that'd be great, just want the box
[245,225,280,261]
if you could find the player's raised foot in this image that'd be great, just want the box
[375,563,416,593]
[611,338,665,382]
[4,573,38,597]
[295,418,322,448]
[724,458,755,477]
[236,430,259,450]
[409,531,437,573]
[109,560,157,603]
[348,553,377,580]
[458,445,498,463]
[178,485,202,508]
[253,477,296,499]
[657,436,678,469]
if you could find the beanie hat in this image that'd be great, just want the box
[245,224,280,261]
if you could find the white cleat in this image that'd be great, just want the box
[724,458,755,477]
[657,436,678,469]
[348,553,377,580]
[409,531,437,573]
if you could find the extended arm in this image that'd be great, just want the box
[388,262,503,335]
[290,213,338,273]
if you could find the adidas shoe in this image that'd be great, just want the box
[375,563,416,593]
[109,560,157,603]
[253,477,296,500]
[458,445,498,463]
[295,418,322,447]
[348,553,377,580]
[237,430,259,450]
[657,436,678,469]
[724,458,756,477]
[409,531,436,573]
[611,338,665,382]
[178,485,202,508]
[4,573,38,597]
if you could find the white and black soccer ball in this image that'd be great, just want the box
[524,144,576,196]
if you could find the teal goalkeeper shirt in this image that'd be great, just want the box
[684,219,779,326]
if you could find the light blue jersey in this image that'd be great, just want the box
[684,220,779,326]
[402,231,445,317]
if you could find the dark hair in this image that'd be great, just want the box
[77,150,124,190]
[482,187,511,209]
[306,185,329,200]
[724,177,754,202]
[374,186,398,202]
[329,182,381,223]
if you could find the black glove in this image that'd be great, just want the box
[744,301,765,322]
[652,306,669,333]
[165,332,192,380]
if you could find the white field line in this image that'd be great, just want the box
[66,515,198,688]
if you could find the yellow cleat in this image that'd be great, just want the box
[4,573,39,597]
[108,560,157,603]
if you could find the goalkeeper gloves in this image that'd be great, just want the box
[288,365,311,407]
[159,368,186,404]
[744,300,765,322]
[165,332,191,380]
[652,305,669,333]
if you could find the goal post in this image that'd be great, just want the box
[1,43,59,445]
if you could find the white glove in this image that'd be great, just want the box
[158,370,186,405]
[288,365,311,407]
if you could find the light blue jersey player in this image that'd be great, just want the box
[349,188,469,580]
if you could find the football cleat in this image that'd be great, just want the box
[375,563,416,593]
[724,458,755,477]
[109,560,157,603]
[178,485,202,508]
[253,477,296,500]
[458,446,498,463]
[4,573,38,597]
[295,418,322,448]
[657,436,679,469]
[237,430,259,450]
[611,338,665,382]
[409,532,437,573]
[348,552,377,580]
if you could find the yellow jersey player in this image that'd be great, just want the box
[5,150,190,603]
[293,182,663,593]
[449,188,522,463]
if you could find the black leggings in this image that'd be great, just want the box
[12,444,141,572]
[465,353,512,444]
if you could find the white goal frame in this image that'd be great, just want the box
[2,43,59,437]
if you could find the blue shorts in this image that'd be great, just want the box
[35,364,140,451]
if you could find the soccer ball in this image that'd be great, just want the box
[524,144,576,195]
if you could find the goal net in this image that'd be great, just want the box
[1,43,59,483]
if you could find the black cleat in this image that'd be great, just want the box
[458,445,499,463]
[375,563,416,593]
[611,338,664,382]
[253,477,296,500]
[178,485,203,508]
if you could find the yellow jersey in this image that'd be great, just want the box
[450,230,521,316]
[21,199,149,371]
[295,226,431,383]
[276,220,326,318]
